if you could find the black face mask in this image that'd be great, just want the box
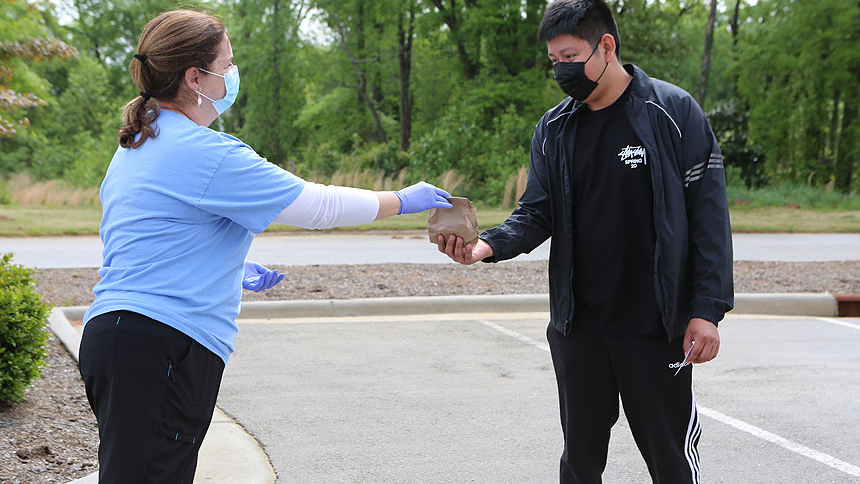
[553,42,609,102]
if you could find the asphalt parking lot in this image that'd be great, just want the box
[216,313,860,484]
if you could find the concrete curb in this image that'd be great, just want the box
[232,293,839,320]
[733,293,837,317]
[58,293,842,322]
[49,308,81,361]
[51,309,276,484]
[238,294,551,319]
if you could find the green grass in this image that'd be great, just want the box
[726,184,860,210]
[729,206,860,233]
[1,203,858,236]
[0,205,103,236]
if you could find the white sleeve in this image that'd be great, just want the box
[272,182,380,230]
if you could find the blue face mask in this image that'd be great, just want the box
[196,65,239,115]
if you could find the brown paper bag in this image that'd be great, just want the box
[428,196,479,245]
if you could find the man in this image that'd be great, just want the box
[437,1,733,483]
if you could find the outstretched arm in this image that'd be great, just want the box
[274,181,452,229]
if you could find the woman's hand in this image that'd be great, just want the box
[394,182,453,214]
[242,261,284,292]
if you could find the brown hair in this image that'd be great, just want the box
[118,10,226,149]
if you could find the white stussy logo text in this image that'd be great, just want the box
[618,145,647,169]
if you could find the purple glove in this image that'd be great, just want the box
[394,182,453,215]
[242,261,284,292]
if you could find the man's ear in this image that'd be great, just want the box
[600,33,617,64]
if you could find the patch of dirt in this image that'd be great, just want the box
[0,336,99,484]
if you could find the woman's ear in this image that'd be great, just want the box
[184,66,201,93]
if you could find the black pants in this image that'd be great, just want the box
[546,326,701,484]
[79,311,225,484]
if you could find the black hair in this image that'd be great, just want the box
[538,0,621,60]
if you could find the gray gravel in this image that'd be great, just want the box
[0,336,99,484]
[33,261,860,308]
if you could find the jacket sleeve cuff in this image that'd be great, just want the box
[478,235,501,263]
[689,296,733,326]
[689,310,722,326]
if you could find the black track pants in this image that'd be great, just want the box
[79,310,225,484]
[546,326,701,484]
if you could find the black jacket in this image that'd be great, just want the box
[481,64,733,340]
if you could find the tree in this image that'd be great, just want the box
[696,0,718,107]
[228,0,308,166]
[336,23,388,143]
[70,0,207,93]
[736,0,860,191]
[425,0,481,80]
[609,0,705,90]
[0,0,78,137]
[397,0,416,151]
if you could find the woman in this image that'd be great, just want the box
[78,9,452,484]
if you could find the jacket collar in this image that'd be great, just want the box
[626,64,654,107]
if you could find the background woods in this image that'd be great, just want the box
[0,0,857,206]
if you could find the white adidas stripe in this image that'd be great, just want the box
[684,370,702,483]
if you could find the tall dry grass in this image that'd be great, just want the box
[1,167,514,208]
[435,169,467,196]
[4,174,100,206]
[306,167,470,197]
[501,165,529,208]
[317,168,409,191]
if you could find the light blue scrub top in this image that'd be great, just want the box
[83,110,305,364]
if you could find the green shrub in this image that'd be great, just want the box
[0,253,51,403]
[408,103,533,203]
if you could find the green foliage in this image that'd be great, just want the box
[409,102,533,203]
[735,0,860,190]
[0,253,51,403]
[1,0,858,199]
[613,0,705,90]
[227,0,305,167]
[708,99,767,188]
[0,0,79,137]
[71,0,214,91]
[0,52,118,184]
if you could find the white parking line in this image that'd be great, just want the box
[816,317,860,332]
[697,406,860,477]
[480,320,549,352]
[479,319,860,479]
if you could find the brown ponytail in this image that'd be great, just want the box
[118,10,226,149]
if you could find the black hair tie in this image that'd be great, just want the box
[140,91,152,101]
[133,53,147,62]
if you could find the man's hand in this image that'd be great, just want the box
[242,261,284,292]
[437,235,494,265]
[684,317,720,364]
